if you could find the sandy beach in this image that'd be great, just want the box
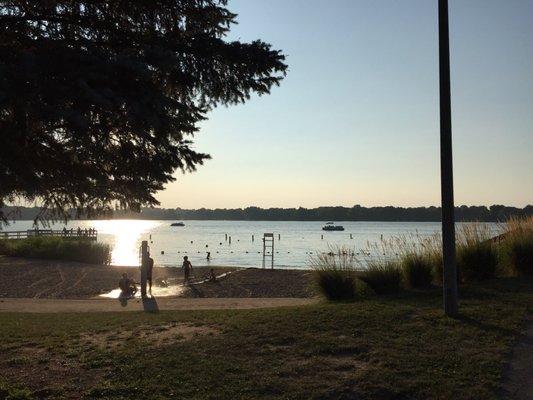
[0,256,316,301]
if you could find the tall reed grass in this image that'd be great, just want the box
[310,218,531,300]
[0,237,111,265]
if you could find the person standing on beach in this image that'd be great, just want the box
[182,256,192,283]
[147,253,154,295]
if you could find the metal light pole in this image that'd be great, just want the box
[438,0,459,317]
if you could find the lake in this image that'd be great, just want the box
[4,220,500,269]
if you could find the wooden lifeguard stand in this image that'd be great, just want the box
[262,233,274,269]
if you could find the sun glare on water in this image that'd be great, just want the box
[91,220,161,266]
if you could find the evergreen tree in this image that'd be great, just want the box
[0,1,287,222]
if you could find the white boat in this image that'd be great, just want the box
[322,222,345,231]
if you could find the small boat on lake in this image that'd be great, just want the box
[170,222,185,227]
[322,222,345,231]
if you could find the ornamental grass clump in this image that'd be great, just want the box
[456,223,499,282]
[499,216,533,277]
[401,253,434,289]
[311,247,359,301]
[359,261,402,295]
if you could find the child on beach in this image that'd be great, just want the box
[118,273,137,298]
[182,256,192,283]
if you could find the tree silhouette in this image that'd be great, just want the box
[0,1,287,223]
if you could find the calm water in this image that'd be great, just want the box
[5,220,500,269]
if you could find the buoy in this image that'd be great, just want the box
[161,251,164,255]
[190,241,193,244]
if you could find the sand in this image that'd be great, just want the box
[0,256,315,299]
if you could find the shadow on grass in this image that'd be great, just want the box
[456,315,524,338]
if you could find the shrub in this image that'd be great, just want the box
[499,217,533,276]
[0,237,111,265]
[359,261,402,295]
[310,247,359,301]
[401,253,434,289]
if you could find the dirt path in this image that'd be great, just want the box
[501,315,533,400]
[0,297,318,313]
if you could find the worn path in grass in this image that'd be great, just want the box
[0,297,317,313]
[501,316,533,400]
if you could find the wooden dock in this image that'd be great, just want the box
[0,229,98,241]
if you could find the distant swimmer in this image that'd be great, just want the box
[209,268,216,282]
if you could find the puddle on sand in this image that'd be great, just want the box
[99,285,186,299]
[99,271,236,299]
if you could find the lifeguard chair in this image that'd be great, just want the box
[262,233,274,269]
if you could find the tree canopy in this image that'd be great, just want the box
[0,0,287,223]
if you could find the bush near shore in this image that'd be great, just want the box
[312,217,532,300]
[0,236,111,265]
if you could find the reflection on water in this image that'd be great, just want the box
[91,220,162,266]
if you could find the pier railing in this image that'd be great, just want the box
[0,229,98,241]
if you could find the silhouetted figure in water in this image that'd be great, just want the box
[209,268,216,283]
[147,253,154,295]
[119,273,137,298]
[182,256,192,283]
[206,251,211,261]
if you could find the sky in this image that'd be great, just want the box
[157,0,533,209]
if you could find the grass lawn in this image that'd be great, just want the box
[0,278,531,400]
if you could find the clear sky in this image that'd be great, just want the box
[157,0,533,209]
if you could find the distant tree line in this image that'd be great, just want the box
[2,205,532,223]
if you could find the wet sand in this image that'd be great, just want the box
[0,256,316,300]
